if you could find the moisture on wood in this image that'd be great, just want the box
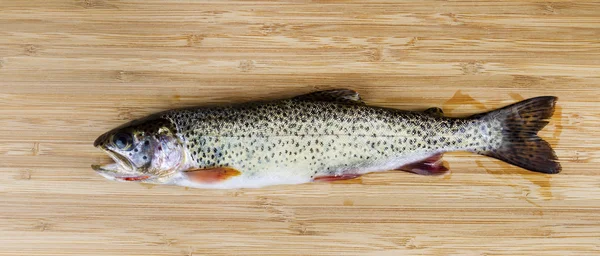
[1,1,599,255]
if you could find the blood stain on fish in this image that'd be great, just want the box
[120,176,150,181]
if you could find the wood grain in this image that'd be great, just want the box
[1,1,599,255]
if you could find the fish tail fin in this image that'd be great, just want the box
[478,96,561,174]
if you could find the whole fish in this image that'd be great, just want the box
[93,89,560,189]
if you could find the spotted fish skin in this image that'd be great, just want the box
[93,89,560,189]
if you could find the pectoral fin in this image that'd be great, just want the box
[184,167,241,183]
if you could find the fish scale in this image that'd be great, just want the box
[93,89,561,189]
[164,97,491,184]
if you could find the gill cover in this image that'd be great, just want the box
[93,116,186,182]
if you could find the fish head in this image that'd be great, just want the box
[92,116,186,183]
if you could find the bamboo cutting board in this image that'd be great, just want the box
[1,1,599,255]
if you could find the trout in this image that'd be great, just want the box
[92,89,560,189]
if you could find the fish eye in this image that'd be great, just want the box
[112,132,133,150]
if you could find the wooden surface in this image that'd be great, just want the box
[1,1,599,255]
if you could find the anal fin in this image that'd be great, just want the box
[398,154,449,176]
[184,167,241,183]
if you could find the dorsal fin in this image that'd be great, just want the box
[424,107,444,117]
[292,89,363,104]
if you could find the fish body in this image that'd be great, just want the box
[93,89,560,189]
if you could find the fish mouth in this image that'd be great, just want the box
[92,148,150,182]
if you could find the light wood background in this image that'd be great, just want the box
[1,1,599,255]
